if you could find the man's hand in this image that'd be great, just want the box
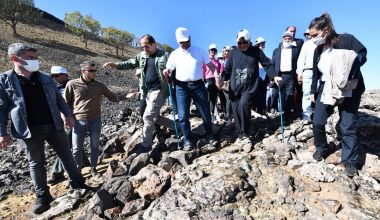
[310,94,315,103]
[274,76,283,86]
[65,116,75,129]
[126,92,140,99]
[163,69,171,81]
[103,62,116,69]
[215,78,223,90]
[0,136,11,149]
[297,74,303,84]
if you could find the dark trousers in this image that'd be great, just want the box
[271,74,296,116]
[253,77,267,114]
[313,84,362,165]
[224,91,233,119]
[218,89,227,115]
[231,92,255,135]
[18,125,84,197]
[205,78,218,115]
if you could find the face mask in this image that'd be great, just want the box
[283,42,292,48]
[312,34,326,46]
[19,57,40,72]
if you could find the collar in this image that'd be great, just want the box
[80,76,95,84]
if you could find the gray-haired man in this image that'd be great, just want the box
[0,43,88,214]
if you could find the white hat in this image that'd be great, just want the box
[51,66,67,74]
[222,46,231,51]
[237,29,251,42]
[209,43,217,50]
[217,52,223,59]
[282,31,293,38]
[255,37,265,45]
[304,29,310,36]
[175,27,190,43]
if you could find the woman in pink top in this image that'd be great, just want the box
[203,43,222,123]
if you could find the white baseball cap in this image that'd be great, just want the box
[222,46,231,51]
[175,27,190,43]
[217,52,223,59]
[51,66,68,74]
[255,37,265,45]
[237,29,251,42]
[209,43,217,50]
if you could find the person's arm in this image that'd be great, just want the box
[259,49,276,80]
[103,54,140,70]
[349,34,367,66]
[101,83,127,102]
[0,84,9,138]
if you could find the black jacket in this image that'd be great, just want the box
[272,44,301,76]
[222,46,275,98]
[311,33,367,94]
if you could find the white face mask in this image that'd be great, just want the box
[312,34,326,46]
[282,41,292,48]
[19,57,40,72]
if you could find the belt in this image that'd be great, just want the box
[280,71,293,75]
[303,68,313,71]
[175,79,203,86]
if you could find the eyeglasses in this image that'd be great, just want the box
[237,41,249,46]
[86,69,97,73]
[210,49,217,52]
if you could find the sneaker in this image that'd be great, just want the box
[90,168,100,177]
[31,194,54,214]
[183,141,194,151]
[47,175,65,185]
[344,163,357,177]
[208,138,219,146]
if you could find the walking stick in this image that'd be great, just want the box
[278,86,284,143]
[168,78,180,149]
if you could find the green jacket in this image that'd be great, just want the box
[116,49,169,98]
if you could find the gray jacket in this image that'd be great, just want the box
[0,70,73,139]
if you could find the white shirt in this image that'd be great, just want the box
[318,47,334,82]
[280,48,292,72]
[296,39,317,75]
[166,46,210,81]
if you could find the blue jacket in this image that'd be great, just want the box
[272,44,301,76]
[0,70,73,139]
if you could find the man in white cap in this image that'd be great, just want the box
[219,29,277,144]
[253,37,269,115]
[271,31,302,122]
[164,27,218,151]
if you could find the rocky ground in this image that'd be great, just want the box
[0,90,379,220]
[1,18,379,220]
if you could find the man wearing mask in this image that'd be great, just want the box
[0,43,88,214]
[271,31,302,121]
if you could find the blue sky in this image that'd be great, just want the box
[35,0,379,89]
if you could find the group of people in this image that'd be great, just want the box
[0,12,366,215]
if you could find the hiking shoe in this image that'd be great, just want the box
[183,141,194,151]
[312,151,325,162]
[91,168,100,177]
[344,163,358,177]
[31,194,54,214]
[47,175,65,185]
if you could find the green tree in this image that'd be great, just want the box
[0,0,40,35]
[64,11,101,48]
[103,26,134,57]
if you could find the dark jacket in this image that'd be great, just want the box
[0,70,72,139]
[272,44,301,76]
[222,46,275,98]
[311,33,367,95]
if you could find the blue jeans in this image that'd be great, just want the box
[176,81,212,143]
[72,117,101,169]
[18,124,84,197]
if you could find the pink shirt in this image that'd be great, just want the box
[202,58,221,80]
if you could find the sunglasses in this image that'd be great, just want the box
[237,41,249,46]
[52,74,62,78]
[86,69,97,72]
[210,48,217,52]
